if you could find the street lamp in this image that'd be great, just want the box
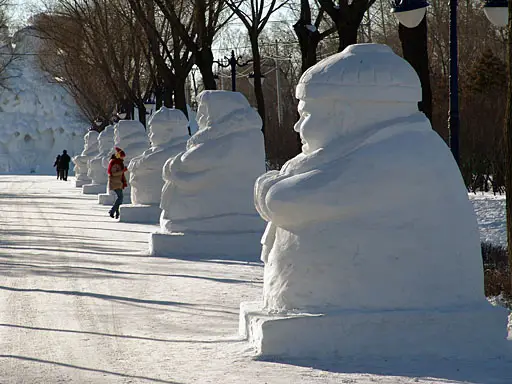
[483,0,508,27]
[213,50,253,92]
[391,0,429,28]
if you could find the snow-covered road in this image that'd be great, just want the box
[0,176,510,383]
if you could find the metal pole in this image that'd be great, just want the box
[275,41,282,127]
[448,0,460,165]
[230,50,236,91]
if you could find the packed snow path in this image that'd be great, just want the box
[0,175,510,383]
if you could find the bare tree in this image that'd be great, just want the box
[225,0,290,139]
[317,0,376,52]
[293,0,335,73]
[153,0,231,90]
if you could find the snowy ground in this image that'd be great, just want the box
[469,192,507,247]
[0,175,511,384]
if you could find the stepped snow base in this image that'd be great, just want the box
[119,204,160,224]
[98,192,115,205]
[98,190,132,205]
[149,231,261,260]
[239,301,511,359]
[75,179,90,187]
[82,183,106,194]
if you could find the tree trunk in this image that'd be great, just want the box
[337,24,359,52]
[137,101,146,128]
[251,37,266,134]
[398,18,433,122]
[155,85,163,110]
[505,3,512,296]
[196,48,217,90]
[293,22,321,74]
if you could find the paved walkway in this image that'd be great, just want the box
[0,175,510,383]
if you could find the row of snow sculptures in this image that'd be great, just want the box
[98,120,149,205]
[149,90,266,259]
[240,44,511,360]
[82,125,115,194]
[72,130,99,187]
[119,107,189,224]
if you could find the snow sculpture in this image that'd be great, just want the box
[82,125,115,194]
[240,44,512,359]
[98,120,149,205]
[119,108,189,223]
[0,27,86,174]
[149,90,265,259]
[72,130,99,187]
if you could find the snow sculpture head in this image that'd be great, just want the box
[294,44,421,154]
[97,125,114,154]
[81,130,99,156]
[189,90,262,149]
[148,107,189,147]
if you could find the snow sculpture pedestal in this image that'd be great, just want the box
[83,125,115,195]
[240,44,512,360]
[120,107,188,224]
[149,91,265,259]
[97,120,149,206]
[73,130,99,187]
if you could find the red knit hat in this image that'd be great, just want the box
[115,147,126,158]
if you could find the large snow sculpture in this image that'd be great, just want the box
[0,27,86,174]
[72,130,99,187]
[82,125,115,194]
[240,44,512,359]
[119,108,189,223]
[149,90,265,259]
[98,120,149,205]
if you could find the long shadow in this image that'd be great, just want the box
[0,261,257,284]
[258,355,512,384]
[0,285,189,307]
[157,253,263,267]
[0,286,238,316]
[0,323,242,344]
[0,355,181,383]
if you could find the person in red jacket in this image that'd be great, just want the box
[107,147,127,219]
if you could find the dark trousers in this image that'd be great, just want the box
[110,189,123,216]
[59,168,69,180]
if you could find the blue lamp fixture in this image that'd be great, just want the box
[483,0,509,27]
[391,0,429,28]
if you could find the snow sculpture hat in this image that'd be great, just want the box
[148,107,189,146]
[296,43,421,103]
[197,90,261,127]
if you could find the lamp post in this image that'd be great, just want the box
[392,0,460,165]
[483,0,511,294]
[213,50,253,92]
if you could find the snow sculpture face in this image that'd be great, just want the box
[82,130,99,155]
[294,44,421,154]
[97,125,115,154]
[148,107,189,147]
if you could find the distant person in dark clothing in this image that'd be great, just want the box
[53,154,61,179]
[59,150,71,181]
